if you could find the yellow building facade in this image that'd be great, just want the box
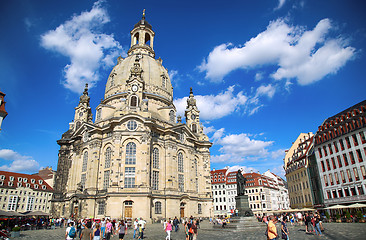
[51,14,213,222]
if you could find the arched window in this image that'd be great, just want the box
[152,148,159,169]
[134,33,139,45]
[162,75,166,89]
[169,110,175,123]
[192,124,197,133]
[155,201,162,214]
[76,121,81,129]
[82,151,88,172]
[178,152,184,173]
[145,33,151,45]
[105,147,112,168]
[198,203,202,214]
[126,142,136,164]
[130,95,138,107]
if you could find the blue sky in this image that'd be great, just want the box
[1,0,365,178]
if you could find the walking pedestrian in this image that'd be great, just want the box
[117,220,127,240]
[165,219,172,240]
[281,218,289,240]
[92,223,101,240]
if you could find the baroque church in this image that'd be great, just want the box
[52,13,213,221]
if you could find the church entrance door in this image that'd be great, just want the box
[125,206,132,218]
[180,207,184,218]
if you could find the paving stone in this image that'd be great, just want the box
[14,221,366,240]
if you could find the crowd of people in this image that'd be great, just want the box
[162,216,200,240]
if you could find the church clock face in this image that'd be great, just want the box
[132,84,138,92]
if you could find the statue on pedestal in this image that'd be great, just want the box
[236,169,247,196]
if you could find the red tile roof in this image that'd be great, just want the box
[0,171,53,192]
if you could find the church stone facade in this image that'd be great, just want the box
[52,14,213,221]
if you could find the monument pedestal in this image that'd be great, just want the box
[235,195,253,217]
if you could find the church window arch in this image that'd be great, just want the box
[198,203,202,214]
[169,110,175,123]
[145,33,151,45]
[96,108,102,121]
[126,142,136,165]
[192,123,197,133]
[130,95,138,107]
[152,148,159,169]
[161,75,166,89]
[133,33,139,45]
[127,120,137,131]
[105,147,112,168]
[82,151,88,172]
[178,152,184,173]
[155,201,162,214]
[76,121,81,129]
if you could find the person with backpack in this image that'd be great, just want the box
[118,220,128,240]
[66,221,76,240]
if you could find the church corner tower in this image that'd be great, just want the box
[52,11,213,221]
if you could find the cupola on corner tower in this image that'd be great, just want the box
[52,11,213,222]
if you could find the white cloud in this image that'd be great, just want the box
[255,72,263,81]
[271,164,286,178]
[199,18,355,86]
[174,86,248,120]
[255,84,276,98]
[210,129,274,163]
[0,149,40,173]
[41,0,124,94]
[168,70,180,88]
[225,165,258,175]
[274,0,286,10]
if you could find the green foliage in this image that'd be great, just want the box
[345,211,351,220]
[336,213,341,219]
[325,211,330,219]
[357,211,364,219]
[12,226,21,232]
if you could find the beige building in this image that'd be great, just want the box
[52,13,213,222]
[0,171,53,213]
[285,133,314,208]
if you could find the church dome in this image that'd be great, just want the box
[104,13,173,106]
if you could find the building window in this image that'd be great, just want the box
[105,147,112,168]
[323,146,328,156]
[195,178,198,192]
[360,131,366,144]
[340,170,346,183]
[82,151,88,172]
[338,189,344,197]
[103,170,110,190]
[169,110,175,123]
[326,159,331,171]
[127,120,137,131]
[192,124,197,133]
[361,166,366,179]
[161,75,166,89]
[318,149,323,158]
[178,152,184,173]
[339,139,345,150]
[178,174,184,192]
[346,169,353,182]
[320,161,325,172]
[7,195,18,211]
[126,142,136,164]
[98,201,105,215]
[329,174,334,185]
[353,168,360,181]
[337,156,343,167]
[328,144,333,154]
[345,137,351,148]
[333,142,339,153]
[335,172,340,184]
[356,149,363,162]
[152,148,159,169]
[152,171,159,190]
[155,201,162,214]
[124,167,135,188]
[96,108,102,121]
[198,203,202,214]
[81,173,86,189]
[130,95,138,107]
[343,154,349,166]
[26,196,35,211]
[352,134,359,146]
[349,152,356,164]
[331,158,336,169]
[324,175,328,186]
[358,186,365,195]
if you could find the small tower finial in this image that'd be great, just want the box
[143,9,146,18]
[190,87,193,94]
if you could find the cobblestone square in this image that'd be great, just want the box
[13,221,366,240]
